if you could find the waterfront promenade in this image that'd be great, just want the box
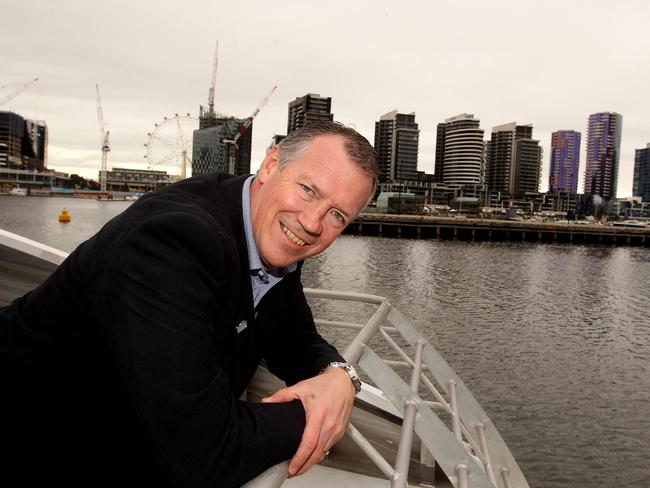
[345,213,650,246]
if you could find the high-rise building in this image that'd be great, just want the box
[434,114,484,187]
[25,120,48,171]
[583,112,622,199]
[0,110,47,171]
[287,93,333,134]
[374,110,419,183]
[192,117,252,176]
[434,123,446,183]
[633,143,650,202]
[549,130,580,193]
[485,122,542,195]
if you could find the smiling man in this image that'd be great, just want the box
[251,133,373,268]
[1,121,377,487]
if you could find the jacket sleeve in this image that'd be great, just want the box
[101,212,305,487]
[262,271,346,386]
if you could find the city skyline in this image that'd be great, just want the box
[2,1,648,197]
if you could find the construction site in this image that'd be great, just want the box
[0,42,277,196]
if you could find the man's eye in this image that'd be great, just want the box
[331,210,345,223]
[300,184,314,195]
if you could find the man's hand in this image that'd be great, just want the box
[261,367,356,477]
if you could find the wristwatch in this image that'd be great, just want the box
[320,361,362,394]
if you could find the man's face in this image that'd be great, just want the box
[250,134,373,270]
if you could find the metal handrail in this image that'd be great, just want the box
[231,288,531,487]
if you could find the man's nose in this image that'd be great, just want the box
[298,205,323,236]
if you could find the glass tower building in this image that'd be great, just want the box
[0,110,47,171]
[583,112,622,199]
[633,144,650,202]
[485,122,542,195]
[192,117,252,176]
[287,94,333,135]
[374,110,419,183]
[549,130,580,193]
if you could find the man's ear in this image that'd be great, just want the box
[257,146,280,183]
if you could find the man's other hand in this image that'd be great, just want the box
[261,367,355,477]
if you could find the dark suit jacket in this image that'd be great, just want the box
[0,174,345,487]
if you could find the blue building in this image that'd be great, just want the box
[583,112,622,199]
[549,130,580,193]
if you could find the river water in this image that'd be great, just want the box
[1,196,649,488]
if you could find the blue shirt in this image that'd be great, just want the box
[242,175,297,308]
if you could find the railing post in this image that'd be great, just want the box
[448,379,463,444]
[456,463,469,488]
[392,340,425,487]
[477,422,498,486]
[343,300,391,364]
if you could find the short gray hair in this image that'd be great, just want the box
[276,121,378,198]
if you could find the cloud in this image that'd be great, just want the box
[3,0,648,196]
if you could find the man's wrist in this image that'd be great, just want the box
[320,361,361,394]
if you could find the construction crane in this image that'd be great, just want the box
[0,78,38,106]
[224,85,278,174]
[95,84,110,192]
[198,42,219,127]
[208,41,218,120]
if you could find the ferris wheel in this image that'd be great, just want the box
[144,113,198,179]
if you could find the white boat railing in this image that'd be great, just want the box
[247,288,530,488]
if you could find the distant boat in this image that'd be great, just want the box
[613,220,647,228]
[9,187,28,196]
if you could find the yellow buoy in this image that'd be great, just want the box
[58,209,71,223]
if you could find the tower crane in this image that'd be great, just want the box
[224,85,277,174]
[198,42,219,127]
[208,41,218,120]
[96,84,110,192]
[0,78,38,106]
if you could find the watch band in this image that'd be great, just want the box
[320,361,362,394]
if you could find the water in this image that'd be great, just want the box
[0,196,131,252]
[2,196,649,488]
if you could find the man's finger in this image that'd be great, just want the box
[288,416,323,475]
[294,443,329,477]
[294,428,337,477]
[261,388,296,403]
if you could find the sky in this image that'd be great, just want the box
[2,0,648,197]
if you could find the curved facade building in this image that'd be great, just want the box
[440,114,484,186]
[583,112,622,199]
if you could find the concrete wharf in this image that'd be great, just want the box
[344,214,650,246]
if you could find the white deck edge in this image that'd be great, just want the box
[0,228,69,266]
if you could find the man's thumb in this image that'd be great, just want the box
[261,388,294,403]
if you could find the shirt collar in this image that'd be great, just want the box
[242,175,297,276]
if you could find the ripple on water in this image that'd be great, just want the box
[303,236,650,488]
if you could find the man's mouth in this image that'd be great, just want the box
[281,224,306,247]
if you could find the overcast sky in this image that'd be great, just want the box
[2,0,648,196]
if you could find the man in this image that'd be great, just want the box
[0,121,377,486]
